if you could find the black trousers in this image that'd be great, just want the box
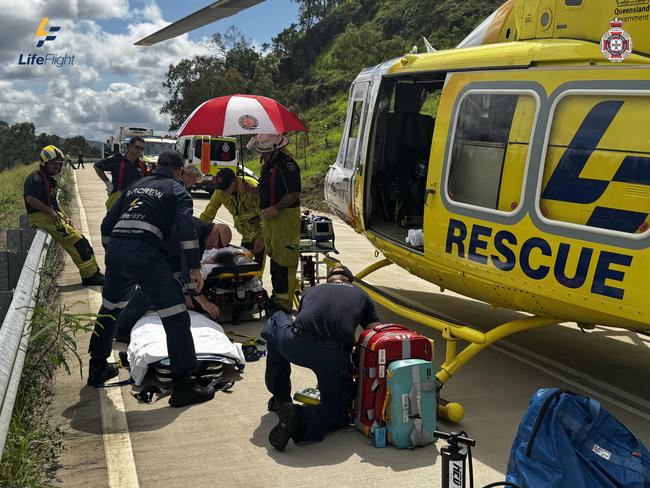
[89,239,197,377]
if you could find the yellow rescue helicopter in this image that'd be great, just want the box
[137,0,650,420]
[324,0,650,419]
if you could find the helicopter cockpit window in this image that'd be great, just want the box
[365,77,443,247]
[447,92,536,212]
[344,100,363,169]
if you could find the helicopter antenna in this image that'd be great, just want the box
[423,37,436,52]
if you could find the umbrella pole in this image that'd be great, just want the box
[238,135,244,180]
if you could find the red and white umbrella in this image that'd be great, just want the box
[177,94,307,137]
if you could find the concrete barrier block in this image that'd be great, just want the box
[8,251,28,290]
[0,291,13,323]
[19,214,30,229]
[6,230,21,252]
[21,229,37,250]
[0,252,8,291]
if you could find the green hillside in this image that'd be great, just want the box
[162,0,504,209]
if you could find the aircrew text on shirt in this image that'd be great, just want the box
[126,187,163,199]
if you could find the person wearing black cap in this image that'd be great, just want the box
[262,266,381,451]
[199,167,265,266]
[113,218,232,342]
[88,150,215,408]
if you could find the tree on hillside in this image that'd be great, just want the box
[161,41,282,130]
[62,135,92,157]
[292,0,344,30]
[0,121,36,169]
[35,132,62,152]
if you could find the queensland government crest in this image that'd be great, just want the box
[601,18,633,62]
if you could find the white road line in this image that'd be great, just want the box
[72,171,140,488]
[492,342,650,422]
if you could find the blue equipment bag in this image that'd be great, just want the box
[506,388,650,488]
[382,358,436,449]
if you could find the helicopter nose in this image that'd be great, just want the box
[325,165,354,223]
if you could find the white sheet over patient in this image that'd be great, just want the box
[127,310,245,385]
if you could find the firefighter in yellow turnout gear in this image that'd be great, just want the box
[24,145,103,286]
[199,168,265,266]
[245,134,301,314]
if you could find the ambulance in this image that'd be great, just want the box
[176,135,256,193]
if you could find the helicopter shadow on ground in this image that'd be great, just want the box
[370,285,650,467]
[249,414,439,472]
[377,285,650,397]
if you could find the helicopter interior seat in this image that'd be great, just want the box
[382,83,434,225]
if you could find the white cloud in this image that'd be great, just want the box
[0,0,130,21]
[0,1,215,141]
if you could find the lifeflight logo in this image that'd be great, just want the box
[35,18,60,47]
[17,18,75,68]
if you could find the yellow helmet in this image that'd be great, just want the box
[39,145,64,166]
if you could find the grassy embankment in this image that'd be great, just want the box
[0,165,89,487]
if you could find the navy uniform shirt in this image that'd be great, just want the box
[101,166,201,269]
[96,154,144,193]
[23,169,59,214]
[293,282,380,345]
[259,152,301,209]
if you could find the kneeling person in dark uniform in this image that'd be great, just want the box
[262,266,381,451]
[88,150,214,408]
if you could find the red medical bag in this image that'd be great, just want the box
[354,323,433,436]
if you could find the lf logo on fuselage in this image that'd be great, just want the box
[445,100,648,301]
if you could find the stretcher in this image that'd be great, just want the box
[127,311,246,385]
[201,247,269,324]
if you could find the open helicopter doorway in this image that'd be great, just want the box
[365,75,445,249]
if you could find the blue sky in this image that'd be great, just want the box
[100,0,299,46]
[0,0,301,140]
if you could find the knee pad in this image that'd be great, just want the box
[74,236,94,261]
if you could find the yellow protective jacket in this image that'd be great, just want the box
[199,177,262,242]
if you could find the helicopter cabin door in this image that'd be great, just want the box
[325,80,370,226]
[364,74,444,250]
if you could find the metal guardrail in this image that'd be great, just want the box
[0,230,51,457]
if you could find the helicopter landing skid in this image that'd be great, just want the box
[323,255,558,423]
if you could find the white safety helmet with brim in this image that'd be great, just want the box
[246,133,289,154]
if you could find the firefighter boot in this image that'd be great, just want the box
[82,270,104,286]
[169,376,215,408]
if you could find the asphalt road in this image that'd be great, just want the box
[52,168,650,488]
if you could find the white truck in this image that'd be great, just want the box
[102,126,154,158]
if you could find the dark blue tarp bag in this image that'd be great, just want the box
[506,388,650,488]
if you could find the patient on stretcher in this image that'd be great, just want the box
[201,246,262,280]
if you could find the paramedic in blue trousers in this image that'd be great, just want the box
[113,218,232,343]
[93,136,145,210]
[262,266,381,451]
[87,150,216,408]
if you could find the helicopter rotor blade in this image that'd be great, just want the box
[135,0,264,46]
